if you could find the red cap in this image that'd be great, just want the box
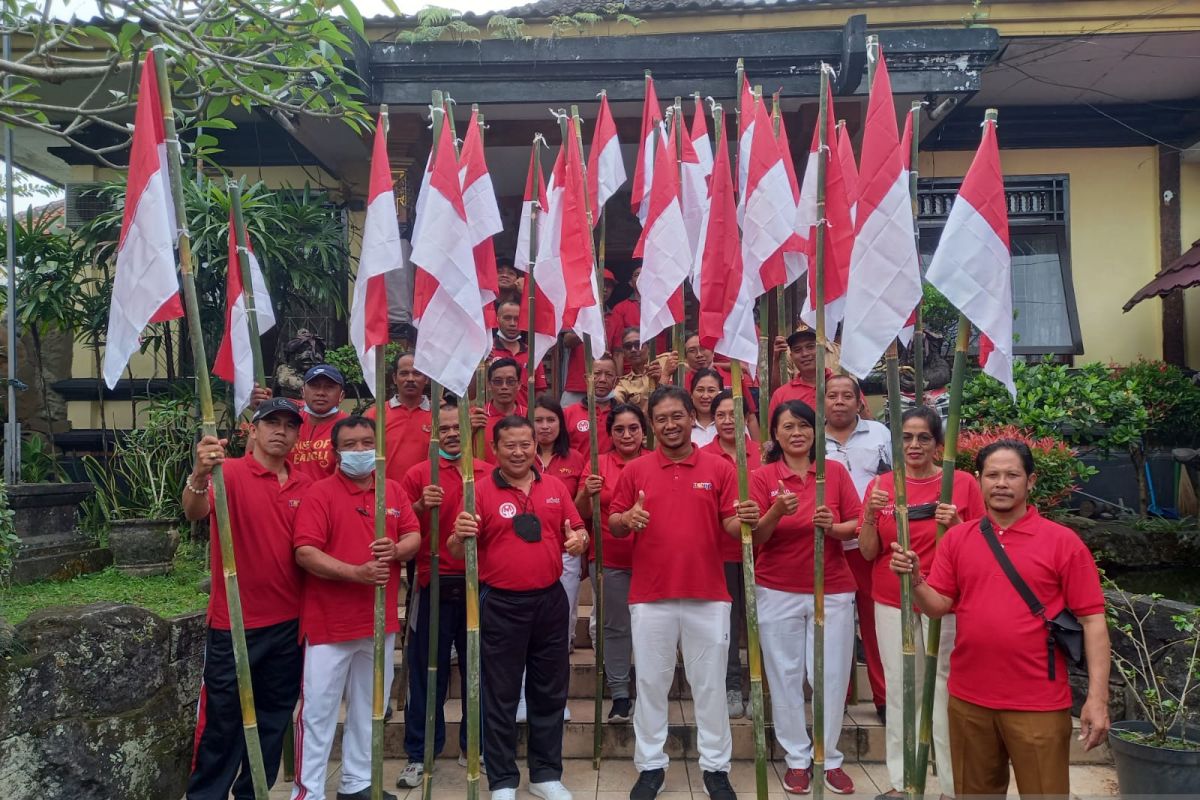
[603,269,616,282]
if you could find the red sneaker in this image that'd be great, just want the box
[823,768,855,795]
[783,768,811,794]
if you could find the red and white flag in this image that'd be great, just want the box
[411,113,490,397]
[631,76,663,225]
[799,80,855,330]
[679,123,709,259]
[515,145,548,272]
[759,106,806,295]
[691,95,714,178]
[588,92,626,220]
[898,107,920,341]
[838,121,860,223]
[459,109,502,328]
[636,126,690,345]
[103,53,183,388]
[840,51,922,379]
[741,97,795,301]
[214,214,275,414]
[736,75,755,204]
[925,116,1014,396]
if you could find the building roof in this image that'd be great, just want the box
[364,0,961,22]
[1124,240,1200,312]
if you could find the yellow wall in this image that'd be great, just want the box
[919,145,1166,366]
[1182,161,1200,368]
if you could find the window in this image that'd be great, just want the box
[918,175,1082,357]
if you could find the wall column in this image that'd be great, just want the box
[1160,146,1185,365]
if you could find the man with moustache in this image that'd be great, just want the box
[609,386,761,800]
[367,352,433,484]
[452,416,588,800]
[471,357,525,462]
[563,354,618,459]
[184,398,310,800]
[489,299,548,408]
[290,364,349,480]
[768,327,827,417]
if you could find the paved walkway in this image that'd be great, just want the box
[265,758,1119,799]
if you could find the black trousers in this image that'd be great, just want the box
[404,578,471,762]
[187,619,303,800]
[480,582,569,791]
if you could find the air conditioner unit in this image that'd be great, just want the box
[63,182,116,229]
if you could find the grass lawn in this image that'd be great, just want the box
[0,541,210,625]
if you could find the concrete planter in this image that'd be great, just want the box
[108,519,180,577]
[7,482,110,584]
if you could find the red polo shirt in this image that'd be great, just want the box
[606,298,640,354]
[610,448,739,605]
[685,367,757,414]
[473,468,584,591]
[481,402,527,462]
[207,455,312,630]
[582,450,646,570]
[365,397,433,483]
[767,369,834,418]
[293,472,420,645]
[564,401,613,460]
[489,341,548,407]
[864,470,985,608]
[749,458,861,595]
[402,456,492,588]
[564,341,587,393]
[537,449,585,497]
[702,438,761,562]
[289,409,349,480]
[926,507,1106,711]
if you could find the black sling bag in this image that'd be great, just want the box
[979,517,1086,680]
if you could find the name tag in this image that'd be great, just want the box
[693,482,713,491]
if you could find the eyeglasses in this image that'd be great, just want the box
[490,377,519,387]
[901,433,936,445]
[622,341,641,350]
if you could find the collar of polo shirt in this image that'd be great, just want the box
[492,466,543,488]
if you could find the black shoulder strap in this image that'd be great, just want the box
[979,517,1045,619]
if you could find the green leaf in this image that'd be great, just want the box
[201,117,237,130]
[205,95,230,120]
[338,0,366,38]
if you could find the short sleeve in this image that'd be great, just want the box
[293,488,332,550]
[561,482,585,530]
[388,481,420,536]
[401,463,424,504]
[925,523,965,601]
[834,462,863,523]
[609,462,637,516]
[715,458,740,520]
[1061,536,1106,617]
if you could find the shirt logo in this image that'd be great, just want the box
[546,496,561,505]
[386,507,403,518]
[693,482,713,491]
[499,502,518,519]
[288,499,301,508]
[575,419,590,432]
[422,424,432,433]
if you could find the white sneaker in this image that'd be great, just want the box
[396,760,423,788]
[529,780,573,800]
[564,704,572,722]
[490,789,516,800]
[458,753,487,774]
[516,697,528,723]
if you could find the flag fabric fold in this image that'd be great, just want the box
[636,125,691,345]
[679,124,709,258]
[839,50,923,379]
[459,109,503,328]
[759,105,806,294]
[691,95,714,178]
[515,145,549,273]
[103,53,183,388]
[925,117,1015,396]
[741,97,795,298]
[838,121,860,223]
[214,214,276,414]
[632,77,662,224]
[588,92,627,221]
[736,75,755,206]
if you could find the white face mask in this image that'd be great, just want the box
[338,449,375,478]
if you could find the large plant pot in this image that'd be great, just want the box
[1109,719,1200,796]
[108,518,180,577]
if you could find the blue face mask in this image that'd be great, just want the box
[338,449,375,478]
[439,448,462,461]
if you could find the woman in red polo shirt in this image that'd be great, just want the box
[858,406,984,799]
[689,368,723,447]
[750,400,862,796]
[576,402,649,723]
[701,389,761,719]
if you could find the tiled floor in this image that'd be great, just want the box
[265,758,1119,799]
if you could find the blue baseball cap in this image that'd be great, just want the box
[303,364,345,387]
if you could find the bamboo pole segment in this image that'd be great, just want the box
[526,133,543,423]
[228,181,266,391]
[908,102,925,406]
[770,92,791,391]
[752,85,771,442]
[422,380,446,800]
[568,103,608,769]
[671,96,687,388]
[150,43,269,800]
[811,65,830,800]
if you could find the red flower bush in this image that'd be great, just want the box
[955,425,1097,510]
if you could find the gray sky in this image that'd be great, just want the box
[54,0,514,18]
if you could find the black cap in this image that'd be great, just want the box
[251,397,303,423]
[303,364,345,386]
[786,326,817,347]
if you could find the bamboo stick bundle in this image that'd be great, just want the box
[422,380,445,800]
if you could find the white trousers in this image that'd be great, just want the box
[291,634,395,800]
[561,552,582,648]
[875,603,956,793]
[630,599,732,773]
[757,587,855,771]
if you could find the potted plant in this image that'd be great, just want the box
[1105,582,1200,795]
[82,393,194,576]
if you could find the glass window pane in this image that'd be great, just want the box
[1010,232,1072,351]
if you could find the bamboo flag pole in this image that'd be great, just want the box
[912,111,993,796]
[151,43,268,800]
[770,92,791,391]
[569,103,607,769]
[228,180,266,391]
[422,380,445,800]
[752,85,771,440]
[642,72,657,371]
[908,101,925,406]
[671,96,686,388]
[811,65,830,800]
[526,133,543,423]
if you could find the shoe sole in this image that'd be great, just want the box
[396,776,422,788]
[608,714,632,722]
[823,779,854,795]
[782,783,811,795]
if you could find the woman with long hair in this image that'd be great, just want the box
[688,368,724,447]
[749,400,862,795]
[576,402,650,723]
[857,405,984,800]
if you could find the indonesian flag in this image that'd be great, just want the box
[680,124,709,258]
[102,53,183,388]
[411,114,490,397]
[213,214,275,415]
[515,146,548,272]
[697,113,758,377]
[741,97,795,299]
[838,121,860,223]
[459,109,502,328]
[925,116,1015,396]
[636,126,690,345]
[631,76,662,224]
[691,95,714,178]
[759,106,806,294]
[736,75,755,203]
[588,92,626,220]
[799,84,855,330]
[899,107,919,341]
[839,51,922,379]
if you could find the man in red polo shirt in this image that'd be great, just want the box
[290,364,349,480]
[291,416,421,800]
[452,415,587,800]
[563,354,618,459]
[366,352,433,484]
[768,327,827,418]
[396,396,492,788]
[184,397,310,800]
[471,357,525,461]
[490,298,547,408]
[890,439,1111,798]
[609,386,760,800]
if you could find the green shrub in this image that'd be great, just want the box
[1112,359,1200,447]
[0,481,17,587]
[955,425,1097,509]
